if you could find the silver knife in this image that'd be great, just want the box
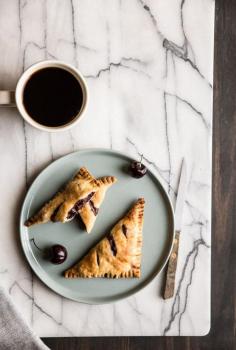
[163,159,187,299]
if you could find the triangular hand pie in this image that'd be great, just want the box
[25,167,116,232]
[78,170,116,233]
[64,198,145,278]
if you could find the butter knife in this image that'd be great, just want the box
[163,159,187,299]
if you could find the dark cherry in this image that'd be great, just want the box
[129,155,147,178]
[66,192,95,220]
[50,244,67,264]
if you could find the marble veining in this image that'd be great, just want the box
[0,0,214,336]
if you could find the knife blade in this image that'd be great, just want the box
[163,158,187,299]
[174,159,187,231]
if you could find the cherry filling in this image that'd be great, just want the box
[107,234,117,256]
[66,192,95,220]
[89,200,99,216]
[96,252,100,266]
[51,204,62,222]
[122,224,127,237]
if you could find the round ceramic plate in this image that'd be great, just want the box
[20,149,174,304]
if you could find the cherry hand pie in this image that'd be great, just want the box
[77,170,116,233]
[25,167,117,233]
[64,198,145,279]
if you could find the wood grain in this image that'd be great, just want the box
[163,231,180,299]
[42,1,236,348]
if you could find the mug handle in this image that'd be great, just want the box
[0,91,16,107]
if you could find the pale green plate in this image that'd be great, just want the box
[20,149,174,304]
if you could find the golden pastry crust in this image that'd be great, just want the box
[64,198,145,279]
[78,175,117,233]
[24,167,115,227]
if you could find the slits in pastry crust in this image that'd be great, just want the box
[64,198,145,279]
[25,167,116,232]
[78,171,116,233]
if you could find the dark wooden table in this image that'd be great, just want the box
[42,1,236,349]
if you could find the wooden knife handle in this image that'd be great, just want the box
[163,231,180,299]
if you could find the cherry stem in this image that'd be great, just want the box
[30,238,42,251]
[140,154,143,164]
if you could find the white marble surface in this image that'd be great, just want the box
[0,0,214,336]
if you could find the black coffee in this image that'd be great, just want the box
[23,67,84,127]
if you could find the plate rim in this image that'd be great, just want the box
[19,148,175,304]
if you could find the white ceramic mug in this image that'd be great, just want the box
[0,60,89,132]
